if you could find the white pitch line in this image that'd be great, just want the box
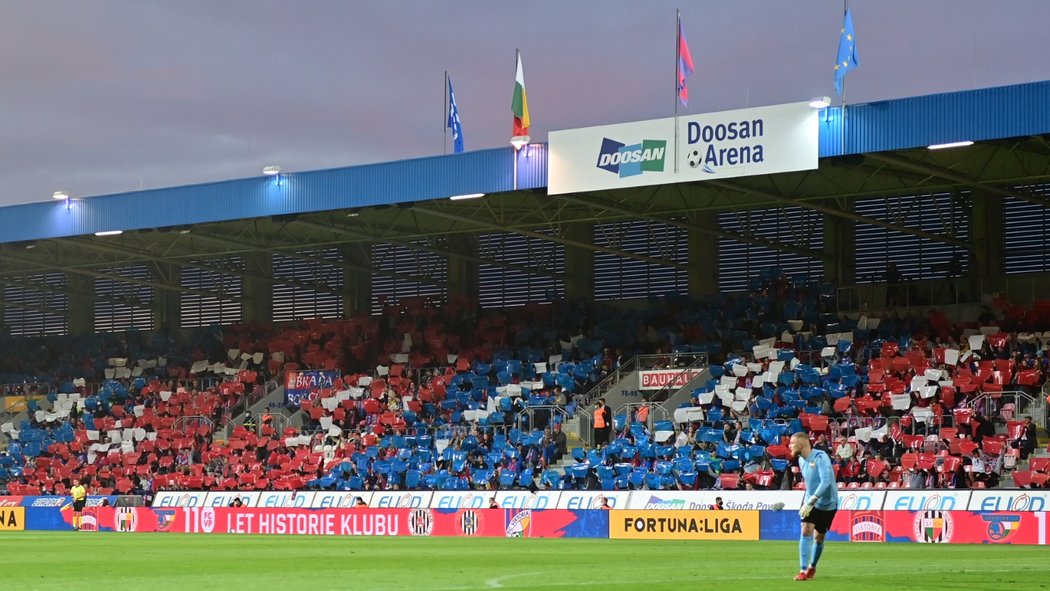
[367,565,1043,591]
[485,572,542,588]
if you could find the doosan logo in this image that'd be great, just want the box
[596,137,666,178]
[643,496,685,510]
[642,496,706,510]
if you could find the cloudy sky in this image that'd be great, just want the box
[0,0,1047,206]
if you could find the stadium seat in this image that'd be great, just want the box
[900,453,918,470]
[719,473,740,490]
[1029,458,1050,472]
[983,440,1004,456]
[1011,470,1032,488]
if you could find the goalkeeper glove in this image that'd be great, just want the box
[799,496,817,518]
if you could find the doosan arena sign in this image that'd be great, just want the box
[548,102,818,195]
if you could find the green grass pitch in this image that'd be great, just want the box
[2,533,1049,590]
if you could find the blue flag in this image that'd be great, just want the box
[447,76,464,154]
[834,8,859,95]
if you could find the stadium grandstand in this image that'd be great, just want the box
[2,79,1050,501]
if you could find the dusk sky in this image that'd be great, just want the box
[1,1,1048,206]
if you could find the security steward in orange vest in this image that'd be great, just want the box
[593,399,611,446]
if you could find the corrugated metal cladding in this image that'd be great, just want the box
[816,107,844,158]
[513,143,548,189]
[840,80,1050,155]
[3,80,1050,244]
[0,146,546,244]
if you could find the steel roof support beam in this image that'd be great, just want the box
[0,274,145,308]
[0,299,68,316]
[411,205,688,271]
[867,152,1050,208]
[707,179,972,250]
[289,218,560,280]
[0,252,243,302]
[560,191,822,259]
[54,237,351,298]
[185,229,445,288]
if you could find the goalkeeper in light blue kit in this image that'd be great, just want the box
[790,432,839,581]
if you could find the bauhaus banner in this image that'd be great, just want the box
[548,102,818,195]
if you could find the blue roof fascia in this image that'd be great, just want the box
[819,80,1050,157]
[0,145,547,244]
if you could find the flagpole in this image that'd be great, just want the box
[444,70,449,155]
[841,82,848,153]
[513,50,519,190]
[674,9,680,118]
[840,0,848,151]
[674,9,680,174]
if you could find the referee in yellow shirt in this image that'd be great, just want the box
[70,479,87,531]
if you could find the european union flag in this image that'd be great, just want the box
[447,76,465,154]
[834,8,859,95]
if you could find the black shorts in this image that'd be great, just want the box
[802,508,837,534]
[73,499,86,512]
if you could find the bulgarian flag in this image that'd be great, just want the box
[512,51,530,136]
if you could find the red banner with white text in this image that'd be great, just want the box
[96,507,605,538]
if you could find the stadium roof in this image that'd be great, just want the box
[2,79,1050,302]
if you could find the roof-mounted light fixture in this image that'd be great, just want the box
[263,165,282,186]
[53,190,74,210]
[808,96,831,109]
[928,141,974,151]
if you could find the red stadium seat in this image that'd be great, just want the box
[1011,470,1032,488]
[940,455,962,474]
[900,453,918,471]
[766,445,790,458]
[902,435,925,450]
[982,440,1004,456]
[917,453,936,471]
[865,459,888,479]
[808,415,829,433]
[719,473,740,489]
